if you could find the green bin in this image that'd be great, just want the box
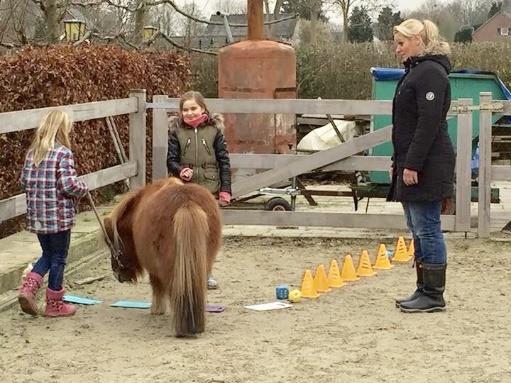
[370,69,507,184]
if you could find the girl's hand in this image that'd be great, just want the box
[218,192,231,207]
[403,168,418,186]
[179,167,193,181]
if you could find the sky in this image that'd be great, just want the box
[176,0,452,18]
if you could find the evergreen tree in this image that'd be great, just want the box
[454,27,473,43]
[488,2,502,19]
[280,0,327,21]
[375,6,403,41]
[347,6,373,43]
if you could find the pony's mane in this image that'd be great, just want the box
[108,178,183,252]
[108,190,138,252]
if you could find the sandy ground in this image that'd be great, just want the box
[1,236,511,383]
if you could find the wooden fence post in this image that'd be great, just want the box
[128,89,146,189]
[478,92,493,238]
[152,95,170,181]
[455,98,473,232]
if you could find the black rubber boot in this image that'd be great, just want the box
[400,263,446,313]
[395,259,423,308]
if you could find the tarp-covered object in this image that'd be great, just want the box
[297,120,357,151]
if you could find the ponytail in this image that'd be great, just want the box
[394,18,450,56]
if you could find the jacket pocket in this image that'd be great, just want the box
[203,166,218,181]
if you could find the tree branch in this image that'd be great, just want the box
[157,31,217,55]
[74,0,297,27]
[72,28,217,56]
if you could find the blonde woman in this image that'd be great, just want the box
[388,19,454,313]
[19,110,88,317]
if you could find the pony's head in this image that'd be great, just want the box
[103,193,140,283]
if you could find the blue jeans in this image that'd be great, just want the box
[32,230,71,291]
[401,201,447,264]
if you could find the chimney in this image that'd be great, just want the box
[247,0,264,40]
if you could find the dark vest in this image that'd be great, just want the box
[175,125,220,193]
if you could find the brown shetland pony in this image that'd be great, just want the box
[103,177,222,337]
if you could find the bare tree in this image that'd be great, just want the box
[406,0,491,40]
[331,0,385,42]
[0,0,295,51]
[444,0,492,29]
[149,2,178,36]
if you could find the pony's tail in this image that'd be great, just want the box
[170,202,209,337]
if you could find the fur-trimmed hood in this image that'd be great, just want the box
[168,113,225,133]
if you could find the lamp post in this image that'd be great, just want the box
[143,26,158,41]
[64,19,85,42]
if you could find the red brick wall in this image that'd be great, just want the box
[473,12,511,42]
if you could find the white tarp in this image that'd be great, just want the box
[297,120,357,151]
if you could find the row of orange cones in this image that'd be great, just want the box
[300,237,415,299]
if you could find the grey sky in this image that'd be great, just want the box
[176,0,451,17]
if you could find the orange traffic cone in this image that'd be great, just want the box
[408,239,415,258]
[327,259,345,288]
[357,250,377,277]
[341,254,359,281]
[374,244,393,270]
[392,236,413,262]
[300,269,319,299]
[314,264,331,293]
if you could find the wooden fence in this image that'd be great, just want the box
[0,90,146,222]
[151,96,475,233]
[1,91,510,238]
[477,93,511,237]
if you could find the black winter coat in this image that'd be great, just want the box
[167,114,232,194]
[388,54,455,202]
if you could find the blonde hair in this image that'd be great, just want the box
[29,110,72,166]
[393,19,450,56]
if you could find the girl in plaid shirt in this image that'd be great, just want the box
[18,110,88,317]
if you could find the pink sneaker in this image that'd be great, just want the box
[44,288,77,317]
[18,272,43,316]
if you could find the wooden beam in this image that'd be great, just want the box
[128,90,147,189]
[231,126,392,198]
[0,162,136,222]
[478,93,493,238]
[148,98,466,116]
[81,161,137,190]
[148,98,393,115]
[152,95,170,181]
[491,165,511,181]
[230,154,392,171]
[455,99,473,232]
[0,98,138,134]
[222,210,456,231]
[502,100,511,116]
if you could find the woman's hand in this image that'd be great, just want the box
[402,168,418,186]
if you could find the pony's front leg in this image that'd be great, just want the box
[149,274,166,315]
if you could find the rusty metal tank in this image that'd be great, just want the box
[218,0,296,155]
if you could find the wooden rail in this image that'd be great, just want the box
[151,96,478,233]
[0,94,144,223]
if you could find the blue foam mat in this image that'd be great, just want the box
[63,295,103,305]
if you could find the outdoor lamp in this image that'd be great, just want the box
[143,26,158,40]
[64,19,85,42]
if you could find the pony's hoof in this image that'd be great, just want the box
[207,276,218,290]
[150,308,165,315]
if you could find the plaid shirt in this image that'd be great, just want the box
[20,144,88,234]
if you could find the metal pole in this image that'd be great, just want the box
[247,0,264,40]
